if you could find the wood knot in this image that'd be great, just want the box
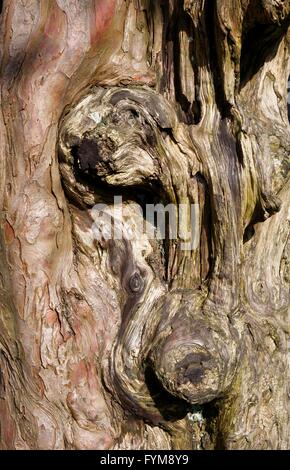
[129,271,144,294]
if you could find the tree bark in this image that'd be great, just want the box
[0,0,289,450]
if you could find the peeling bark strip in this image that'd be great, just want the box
[0,0,289,450]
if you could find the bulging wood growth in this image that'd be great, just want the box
[0,0,289,450]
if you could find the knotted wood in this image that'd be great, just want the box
[0,0,289,450]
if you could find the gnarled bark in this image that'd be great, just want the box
[0,0,289,450]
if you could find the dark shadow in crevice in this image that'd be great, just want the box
[203,0,233,120]
[195,172,213,282]
[70,143,163,209]
[159,2,201,125]
[240,22,288,90]
[144,366,189,422]
[243,224,255,244]
[202,399,225,450]
[171,7,197,125]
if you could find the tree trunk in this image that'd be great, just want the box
[0,0,289,450]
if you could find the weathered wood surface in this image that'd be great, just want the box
[0,0,289,449]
